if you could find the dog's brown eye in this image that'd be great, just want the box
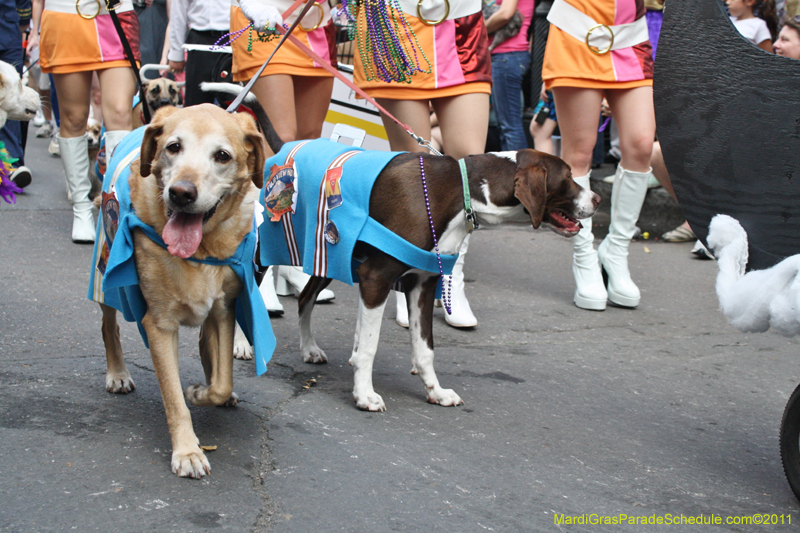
[214,150,231,163]
[166,142,181,154]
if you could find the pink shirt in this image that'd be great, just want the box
[491,0,535,54]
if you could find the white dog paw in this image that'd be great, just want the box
[233,341,254,360]
[233,326,254,360]
[302,346,328,364]
[354,391,386,412]
[427,387,463,407]
[171,449,211,479]
[105,373,135,394]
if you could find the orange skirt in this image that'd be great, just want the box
[352,9,491,100]
[230,6,337,81]
[542,0,653,90]
[40,0,139,74]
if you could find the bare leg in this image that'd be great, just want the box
[604,86,656,172]
[293,75,334,139]
[431,92,490,158]
[531,117,557,155]
[376,98,432,152]
[251,74,299,141]
[96,68,136,131]
[551,87,604,176]
[52,72,92,138]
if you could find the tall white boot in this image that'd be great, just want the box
[60,134,95,243]
[597,165,650,307]
[395,291,409,328]
[259,266,284,315]
[442,234,477,328]
[275,266,335,302]
[104,130,129,166]
[571,173,607,310]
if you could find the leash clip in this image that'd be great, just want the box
[408,130,444,156]
[465,210,478,234]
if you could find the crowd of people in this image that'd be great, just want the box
[2,0,800,320]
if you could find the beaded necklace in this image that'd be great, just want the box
[418,156,452,314]
[342,0,432,84]
[211,23,284,54]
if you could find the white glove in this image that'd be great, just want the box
[239,0,284,30]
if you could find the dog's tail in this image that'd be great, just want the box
[200,82,285,155]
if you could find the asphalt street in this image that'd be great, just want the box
[2,131,800,532]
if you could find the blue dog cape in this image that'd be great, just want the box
[259,139,457,284]
[88,127,275,375]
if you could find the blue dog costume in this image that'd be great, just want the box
[259,139,458,284]
[88,128,275,375]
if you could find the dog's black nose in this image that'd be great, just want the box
[169,181,198,208]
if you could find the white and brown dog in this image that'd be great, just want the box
[210,82,599,412]
[0,60,39,129]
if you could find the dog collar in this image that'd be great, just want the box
[458,158,478,233]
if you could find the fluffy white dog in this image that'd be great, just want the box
[708,214,800,336]
[0,60,40,129]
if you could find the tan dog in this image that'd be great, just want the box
[132,78,182,128]
[95,104,267,478]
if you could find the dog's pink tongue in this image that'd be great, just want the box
[162,212,204,259]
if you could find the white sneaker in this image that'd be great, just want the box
[48,130,60,156]
[36,122,54,138]
[33,110,45,127]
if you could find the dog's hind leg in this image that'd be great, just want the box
[100,303,136,393]
[405,273,463,407]
[185,303,238,408]
[298,276,332,364]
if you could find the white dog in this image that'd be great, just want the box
[0,60,40,129]
[708,214,800,336]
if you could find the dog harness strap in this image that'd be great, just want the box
[458,158,478,233]
[360,217,457,275]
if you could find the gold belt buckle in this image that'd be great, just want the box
[76,0,101,19]
[417,0,449,26]
[299,2,324,32]
[585,23,614,55]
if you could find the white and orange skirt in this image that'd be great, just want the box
[352,3,492,100]
[40,0,140,74]
[230,0,337,81]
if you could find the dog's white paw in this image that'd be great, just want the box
[233,326,254,360]
[171,448,211,479]
[354,391,386,412]
[427,387,463,407]
[302,345,328,364]
[105,372,135,394]
[233,341,254,360]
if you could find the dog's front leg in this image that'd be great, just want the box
[100,303,135,393]
[142,314,210,478]
[349,294,389,411]
[407,275,463,407]
[187,302,237,407]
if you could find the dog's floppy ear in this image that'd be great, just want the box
[513,149,548,229]
[235,112,267,189]
[139,106,179,177]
